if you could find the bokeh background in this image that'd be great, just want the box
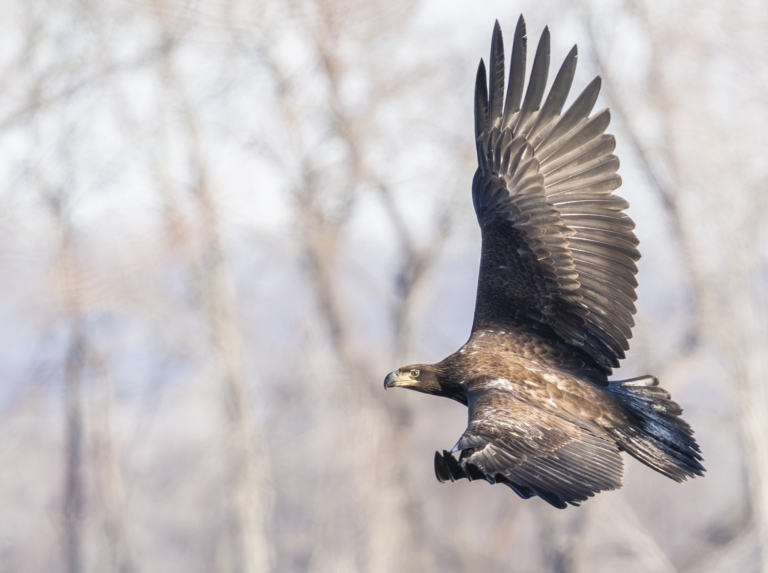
[0,0,767,571]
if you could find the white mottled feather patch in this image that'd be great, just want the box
[482,378,515,390]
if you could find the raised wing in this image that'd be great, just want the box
[470,16,640,375]
[434,381,624,508]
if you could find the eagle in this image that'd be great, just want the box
[383,15,704,508]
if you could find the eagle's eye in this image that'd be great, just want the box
[410,369,420,378]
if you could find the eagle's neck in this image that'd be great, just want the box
[431,358,470,406]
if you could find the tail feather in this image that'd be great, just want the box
[608,375,705,481]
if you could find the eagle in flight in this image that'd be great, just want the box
[384,15,704,508]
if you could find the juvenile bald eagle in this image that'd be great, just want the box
[384,15,704,508]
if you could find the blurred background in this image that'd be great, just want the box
[0,0,766,571]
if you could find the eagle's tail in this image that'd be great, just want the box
[607,375,705,481]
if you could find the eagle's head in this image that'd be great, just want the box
[383,365,442,395]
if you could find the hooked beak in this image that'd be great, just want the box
[384,371,400,390]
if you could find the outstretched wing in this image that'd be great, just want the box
[470,16,639,374]
[434,381,624,508]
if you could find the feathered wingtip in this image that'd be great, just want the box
[474,16,564,157]
[474,59,488,158]
[488,21,506,124]
[513,25,549,132]
[475,16,526,147]
[434,450,465,483]
[475,15,607,150]
[503,15,527,126]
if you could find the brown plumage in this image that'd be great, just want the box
[383,15,704,508]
